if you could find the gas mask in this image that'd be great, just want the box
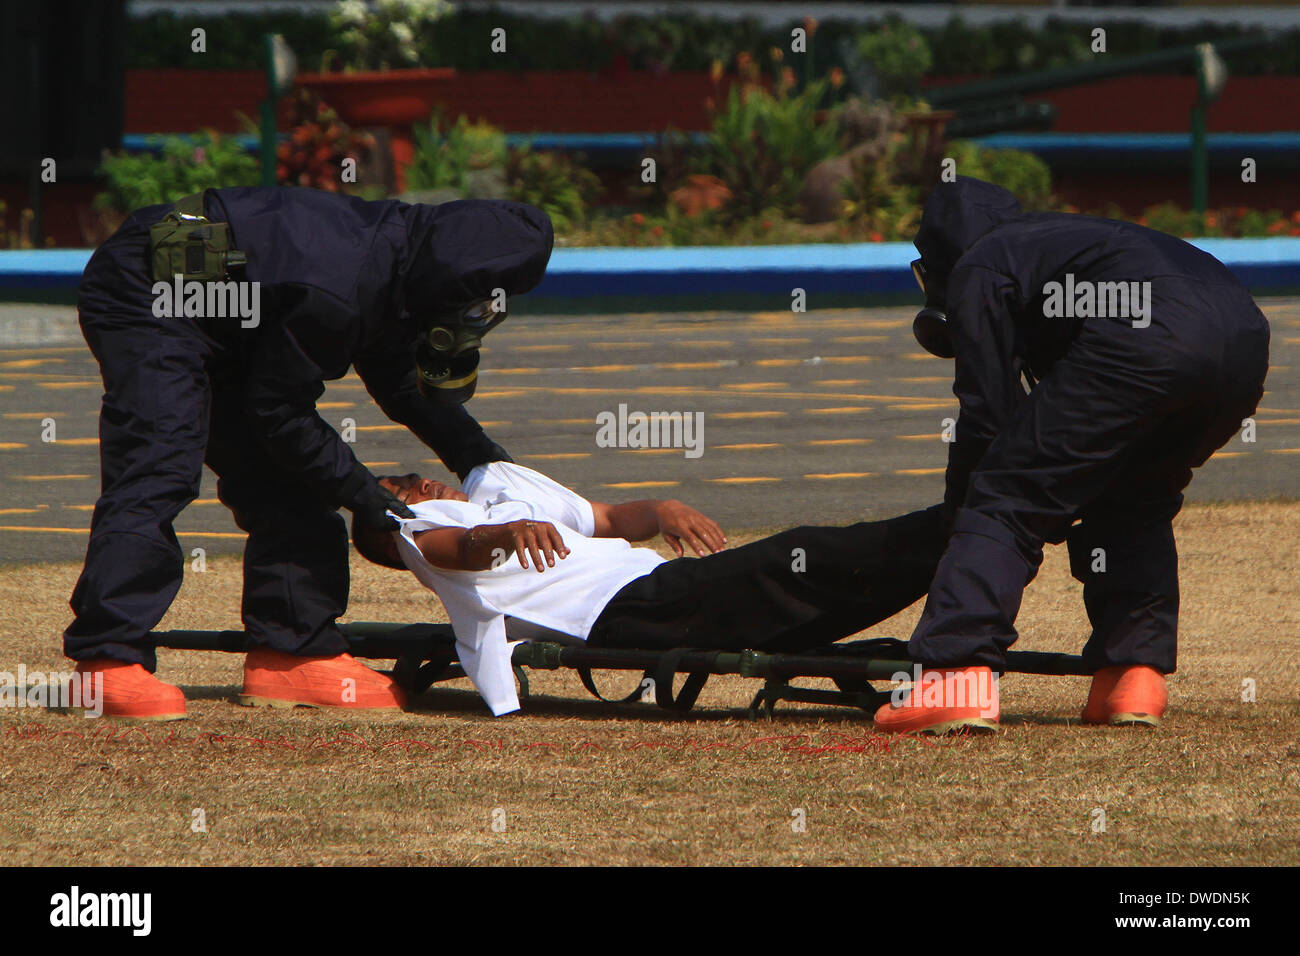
[910,258,955,359]
[415,297,508,405]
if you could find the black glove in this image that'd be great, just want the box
[355,484,416,532]
[339,465,415,532]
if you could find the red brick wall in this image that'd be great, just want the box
[125,69,725,134]
[924,75,1299,133]
[128,69,1300,135]
[126,70,269,133]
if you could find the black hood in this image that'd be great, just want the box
[913,177,1023,305]
[399,199,554,314]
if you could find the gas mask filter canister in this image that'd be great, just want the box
[910,258,955,359]
[415,297,509,405]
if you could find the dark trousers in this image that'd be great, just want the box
[588,505,947,652]
[63,209,349,669]
[911,296,1270,674]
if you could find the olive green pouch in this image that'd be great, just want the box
[149,192,247,282]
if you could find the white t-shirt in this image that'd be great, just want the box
[391,461,667,715]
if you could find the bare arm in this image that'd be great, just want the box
[589,499,727,557]
[414,520,570,573]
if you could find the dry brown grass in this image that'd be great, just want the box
[1,502,1297,866]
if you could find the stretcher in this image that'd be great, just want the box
[151,621,1094,718]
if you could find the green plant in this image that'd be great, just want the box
[1133,203,1300,238]
[406,113,507,192]
[329,0,453,70]
[839,139,924,239]
[0,202,38,249]
[836,132,1051,237]
[504,146,601,232]
[93,130,260,213]
[971,148,1052,210]
[126,10,1300,77]
[574,208,822,248]
[1141,202,1208,237]
[276,89,376,191]
[698,54,841,220]
[939,140,1054,211]
[561,199,1300,247]
[855,17,932,101]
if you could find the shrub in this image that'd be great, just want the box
[126,9,1300,77]
[839,146,924,240]
[505,146,601,232]
[0,203,41,249]
[576,208,818,248]
[128,11,338,70]
[329,0,454,71]
[276,89,377,191]
[406,113,507,192]
[836,122,1050,239]
[1135,203,1300,238]
[698,53,841,220]
[855,17,932,102]
[939,140,1054,211]
[93,130,259,213]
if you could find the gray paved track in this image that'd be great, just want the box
[2,301,1298,565]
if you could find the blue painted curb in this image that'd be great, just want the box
[974,132,1300,159]
[3,240,1299,299]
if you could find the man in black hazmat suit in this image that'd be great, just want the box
[63,186,554,719]
[876,177,1270,735]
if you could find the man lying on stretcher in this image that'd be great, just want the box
[351,460,946,717]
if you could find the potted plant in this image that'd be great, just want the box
[297,0,458,184]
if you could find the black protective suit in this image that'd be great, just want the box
[64,187,553,668]
[909,178,1270,674]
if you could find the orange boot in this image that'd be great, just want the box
[874,665,999,735]
[239,649,407,711]
[1082,665,1166,727]
[73,660,187,721]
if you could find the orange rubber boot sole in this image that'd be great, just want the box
[1082,664,1166,727]
[239,649,407,711]
[73,660,187,721]
[874,665,999,735]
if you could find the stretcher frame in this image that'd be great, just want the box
[151,621,1094,718]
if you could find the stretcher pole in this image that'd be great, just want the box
[150,622,1094,677]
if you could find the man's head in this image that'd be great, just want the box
[350,473,469,570]
[399,200,555,405]
[911,177,1023,357]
